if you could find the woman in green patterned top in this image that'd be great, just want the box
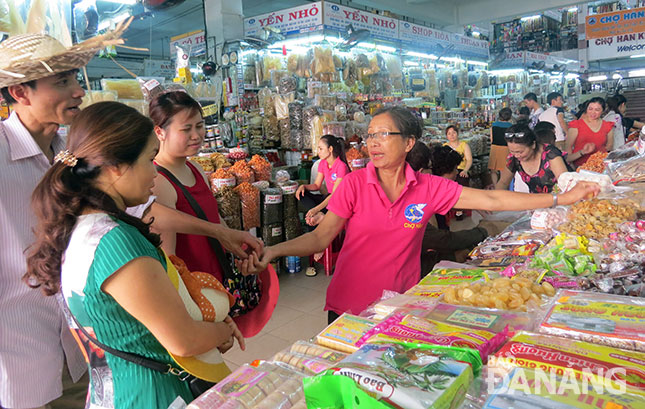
[25,102,245,408]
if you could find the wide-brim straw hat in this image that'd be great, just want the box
[0,17,132,88]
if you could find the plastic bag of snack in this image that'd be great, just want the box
[288,101,303,130]
[420,302,537,334]
[530,207,569,230]
[214,186,241,230]
[539,290,645,352]
[248,154,272,182]
[230,160,255,184]
[137,77,164,103]
[274,92,295,120]
[357,313,508,364]
[209,168,236,194]
[234,182,260,230]
[315,313,378,353]
[305,343,473,409]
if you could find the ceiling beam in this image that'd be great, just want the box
[347,0,455,27]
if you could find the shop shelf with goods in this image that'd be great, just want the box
[492,15,564,54]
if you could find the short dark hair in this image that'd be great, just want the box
[430,145,462,176]
[534,121,556,145]
[615,94,627,106]
[373,106,421,139]
[445,124,459,135]
[406,140,431,171]
[523,93,538,102]
[505,123,538,151]
[586,97,606,112]
[546,92,562,105]
[0,80,37,105]
[499,107,512,121]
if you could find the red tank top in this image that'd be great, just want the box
[159,161,224,282]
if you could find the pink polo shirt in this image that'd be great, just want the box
[318,157,349,194]
[326,161,462,315]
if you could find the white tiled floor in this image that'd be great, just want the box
[223,265,332,370]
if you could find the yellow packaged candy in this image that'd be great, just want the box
[315,313,377,353]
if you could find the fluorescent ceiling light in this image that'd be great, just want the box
[376,44,397,53]
[467,60,488,66]
[98,12,131,30]
[404,61,420,66]
[323,36,343,43]
[488,69,523,75]
[521,15,541,21]
[568,7,578,12]
[440,56,465,63]
[472,31,481,36]
[629,69,645,77]
[630,54,645,59]
[565,73,580,79]
[612,73,623,80]
[588,75,607,81]
[406,51,438,59]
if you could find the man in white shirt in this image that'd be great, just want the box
[523,92,543,130]
[0,33,262,409]
[539,91,569,150]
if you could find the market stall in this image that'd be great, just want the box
[184,134,645,409]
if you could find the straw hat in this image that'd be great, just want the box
[0,18,132,88]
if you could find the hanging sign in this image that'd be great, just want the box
[323,2,398,41]
[243,2,323,37]
[489,51,525,69]
[589,32,645,60]
[143,59,174,78]
[170,30,206,57]
[586,6,645,39]
[398,22,488,59]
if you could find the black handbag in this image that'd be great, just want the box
[62,301,214,398]
[155,164,262,317]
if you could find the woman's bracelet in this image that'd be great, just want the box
[551,193,559,208]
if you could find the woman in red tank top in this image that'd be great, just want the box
[565,97,614,168]
[149,91,225,283]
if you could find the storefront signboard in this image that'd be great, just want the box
[143,59,174,78]
[243,2,323,37]
[323,2,398,41]
[586,6,645,39]
[399,21,489,60]
[588,32,645,59]
[170,30,206,57]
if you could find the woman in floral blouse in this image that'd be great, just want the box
[495,124,568,193]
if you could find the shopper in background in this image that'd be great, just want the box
[523,92,544,129]
[538,92,569,150]
[495,124,568,194]
[604,96,626,150]
[488,107,513,185]
[238,106,600,324]
[616,94,644,140]
[566,97,614,168]
[534,121,557,146]
[296,134,349,225]
[406,144,488,274]
[574,101,589,120]
[517,106,531,124]
[443,125,472,185]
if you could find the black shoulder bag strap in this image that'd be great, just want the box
[155,164,234,281]
[61,298,189,380]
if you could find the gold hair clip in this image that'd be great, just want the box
[54,150,78,167]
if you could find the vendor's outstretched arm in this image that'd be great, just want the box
[237,211,346,275]
[146,202,263,259]
[455,182,599,212]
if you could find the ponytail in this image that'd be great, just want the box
[321,134,349,171]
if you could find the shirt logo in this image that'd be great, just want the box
[404,204,427,223]
[331,172,337,181]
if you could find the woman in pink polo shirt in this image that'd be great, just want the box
[296,134,350,225]
[240,107,600,324]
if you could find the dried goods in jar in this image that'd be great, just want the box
[234,182,260,230]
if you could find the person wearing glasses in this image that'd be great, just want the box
[237,107,599,324]
[494,124,568,194]
[566,97,614,168]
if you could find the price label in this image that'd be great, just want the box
[202,104,219,117]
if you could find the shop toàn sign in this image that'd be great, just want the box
[586,6,645,39]
[399,21,489,59]
[243,2,323,37]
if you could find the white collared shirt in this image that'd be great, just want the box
[0,111,86,408]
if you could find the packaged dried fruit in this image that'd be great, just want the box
[419,268,494,286]
[357,313,508,364]
[489,331,645,398]
[441,277,555,311]
[315,313,378,353]
[272,341,347,375]
[305,343,473,409]
[539,290,645,352]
